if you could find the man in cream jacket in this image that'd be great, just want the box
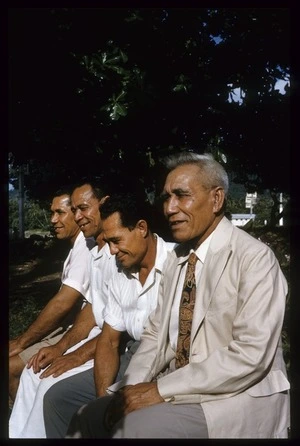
[66,151,290,439]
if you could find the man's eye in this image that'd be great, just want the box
[160,194,169,202]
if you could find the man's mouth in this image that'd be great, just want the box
[169,220,185,228]
[117,253,126,262]
[79,222,89,229]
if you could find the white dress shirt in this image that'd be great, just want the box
[61,231,95,297]
[84,242,118,331]
[104,235,176,341]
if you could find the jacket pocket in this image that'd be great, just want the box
[246,370,290,397]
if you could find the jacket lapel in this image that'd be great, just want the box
[191,217,234,342]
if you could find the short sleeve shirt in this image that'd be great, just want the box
[84,242,119,329]
[61,231,95,297]
[104,235,176,340]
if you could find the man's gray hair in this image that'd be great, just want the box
[163,151,229,196]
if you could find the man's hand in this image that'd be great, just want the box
[9,338,24,357]
[104,382,164,430]
[27,344,64,373]
[38,350,84,379]
[121,382,164,414]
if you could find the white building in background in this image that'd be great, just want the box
[229,192,257,226]
[231,213,256,227]
[245,192,257,214]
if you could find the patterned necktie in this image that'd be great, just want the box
[175,252,198,369]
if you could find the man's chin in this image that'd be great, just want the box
[170,229,187,243]
[81,229,92,238]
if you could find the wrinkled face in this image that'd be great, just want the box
[50,195,79,243]
[102,212,147,270]
[71,184,102,239]
[162,163,223,244]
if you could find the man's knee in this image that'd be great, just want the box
[66,396,113,438]
[43,380,64,408]
[111,403,208,438]
[9,354,25,379]
[9,355,27,401]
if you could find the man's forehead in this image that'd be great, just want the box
[51,195,70,208]
[102,212,122,229]
[103,213,126,236]
[164,172,192,190]
[71,186,94,203]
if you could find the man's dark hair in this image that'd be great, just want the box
[72,177,108,201]
[100,193,153,230]
[53,185,74,200]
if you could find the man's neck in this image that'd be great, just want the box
[96,232,106,251]
[192,214,223,250]
[70,229,80,246]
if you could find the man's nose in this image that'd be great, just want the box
[109,243,119,255]
[164,196,177,215]
[51,214,58,223]
[73,209,83,221]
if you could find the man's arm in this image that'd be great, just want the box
[52,301,96,352]
[9,284,83,357]
[94,322,122,397]
[28,302,96,373]
[37,334,100,378]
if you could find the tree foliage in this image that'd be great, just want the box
[9,7,290,202]
[9,197,50,232]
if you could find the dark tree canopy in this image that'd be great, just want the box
[9,7,290,200]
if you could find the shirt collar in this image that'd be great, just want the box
[126,234,175,280]
[153,234,175,273]
[73,230,84,247]
[194,231,213,264]
[91,241,113,259]
[178,230,214,265]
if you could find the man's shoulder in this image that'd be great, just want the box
[156,234,177,252]
[230,223,269,249]
[163,241,177,253]
[74,231,95,251]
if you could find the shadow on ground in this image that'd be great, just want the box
[9,236,70,338]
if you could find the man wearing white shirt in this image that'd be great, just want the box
[9,181,119,438]
[42,192,176,437]
[9,187,95,403]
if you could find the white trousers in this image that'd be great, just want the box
[9,326,100,438]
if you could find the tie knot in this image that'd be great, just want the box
[188,252,198,266]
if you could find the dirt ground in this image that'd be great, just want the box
[9,237,70,339]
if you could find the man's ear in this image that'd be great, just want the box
[100,195,110,205]
[136,219,148,237]
[212,188,225,213]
